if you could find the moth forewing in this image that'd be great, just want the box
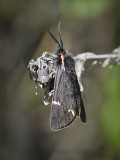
[50,56,82,131]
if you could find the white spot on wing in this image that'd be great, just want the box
[52,101,60,106]
[68,109,75,117]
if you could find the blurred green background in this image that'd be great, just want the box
[0,0,120,160]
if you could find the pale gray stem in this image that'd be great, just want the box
[74,47,120,92]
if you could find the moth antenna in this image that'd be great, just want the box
[47,29,61,50]
[58,21,63,50]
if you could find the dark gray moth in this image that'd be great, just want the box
[28,22,86,131]
[48,23,86,130]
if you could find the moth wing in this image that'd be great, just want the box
[50,67,77,131]
[64,55,86,123]
[70,72,86,123]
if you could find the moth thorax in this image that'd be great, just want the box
[60,52,65,70]
[60,53,64,63]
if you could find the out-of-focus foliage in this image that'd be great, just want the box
[0,0,26,20]
[61,0,113,18]
[101,67,120,159]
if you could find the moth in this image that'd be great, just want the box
[28,22,86,131]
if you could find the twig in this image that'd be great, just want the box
[74,47,120,92]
